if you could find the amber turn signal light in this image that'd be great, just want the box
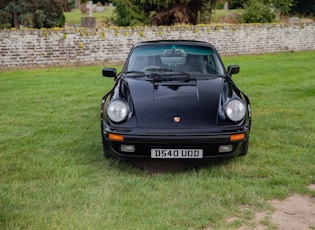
[230,133,245,141]
[108,133,124,141]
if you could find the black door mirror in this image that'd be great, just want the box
[227,65,240,76]
[102,68,117,78]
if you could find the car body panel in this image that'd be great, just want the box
[127,76,223,128]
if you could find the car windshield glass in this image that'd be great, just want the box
[125,44,225,75]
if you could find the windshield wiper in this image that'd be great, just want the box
[124,71,162,79]
[124,70,191,79]
[143,67,174,72]
[143,68,191,78]
[164,71,191,78]
[124,71,146,75]
[152,75,194,83]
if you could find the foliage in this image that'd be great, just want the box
[221,0,296,16]
[0,0,72,29]
[242,0,276,23]
[112,0,299,26]
[228,0,249,9]
[92,0,108,4]
[113,0,147,26]
[81,0,108,4]
[64,0,76,12]
[113,0,218,26]
[0,9,12,29]
[270,0,296,15]
[290,0,315,16]
[0,51,315,229]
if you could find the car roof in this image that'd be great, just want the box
[133,40,215,49]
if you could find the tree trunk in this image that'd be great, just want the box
[12,0,19,29]
[75,0,80,8]
[209,0,217,24]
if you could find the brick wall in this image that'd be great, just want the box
[0,23,314,68]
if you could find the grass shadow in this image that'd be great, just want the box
[125,158,231,175]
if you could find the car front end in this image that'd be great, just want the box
[100,40,251,160]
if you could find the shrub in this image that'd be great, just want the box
[242,0,276,23]
[64,0,76,12]
[113,0,147,26]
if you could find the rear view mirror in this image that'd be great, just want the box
[102,68,117,78]
[227,65,240,76]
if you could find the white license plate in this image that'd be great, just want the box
[151,149,203,158]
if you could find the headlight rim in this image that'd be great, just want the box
[107,99,130,123]
[224,99,246,122]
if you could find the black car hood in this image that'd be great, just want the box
[125,76,224,128]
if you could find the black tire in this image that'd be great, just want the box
[101,122,111,159]
[239,139,249,156]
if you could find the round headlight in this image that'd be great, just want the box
[225,99,246,122]
[107,100,129,122]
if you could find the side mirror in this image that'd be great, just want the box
[102,68,117,78]
[227,65,240,76]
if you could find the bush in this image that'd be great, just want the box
[0,9,12,28]
[64,0,76,12]
[242,0,276,23]
[113,0,147,26]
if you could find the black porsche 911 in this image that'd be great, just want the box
[101,40,251,160]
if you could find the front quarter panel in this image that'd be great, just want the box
[101,77,137,128]
[216,78,250,127]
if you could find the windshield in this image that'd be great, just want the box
[125,44,225,75]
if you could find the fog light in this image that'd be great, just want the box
[120,144,135,152]
[218,145,233,153]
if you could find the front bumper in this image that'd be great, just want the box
[102,122,250,159]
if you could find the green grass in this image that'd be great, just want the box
[64,8,115,26]
[1,51,315,229]
[211,9,244,23]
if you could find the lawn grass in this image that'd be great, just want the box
[64,8,115,26]
[1,51,315,229]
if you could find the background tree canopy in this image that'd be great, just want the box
[112,0,309,26]
[291,0,315,16]
[0,0,75,29]
[112,0,217,26]
[0,0,313,28]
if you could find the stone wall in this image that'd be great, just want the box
[0,23,314,68]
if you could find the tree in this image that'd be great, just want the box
[229,0,248,9]
[0,0,22,29]
[241,0,296,23]
[148,0,205,25]
[113,0,147,26]
[242,0,276,23]
[270,0,296,15]
[64,0,76,12]
[224,0,296,16]
[290,0,315,16]
[113,0,218,26]
[0,0,71,29]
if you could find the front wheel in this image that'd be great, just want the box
[239,139,249,156]
[101,122,111,159]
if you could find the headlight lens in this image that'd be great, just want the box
[107,100,129,122]
[225,99,246,122]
